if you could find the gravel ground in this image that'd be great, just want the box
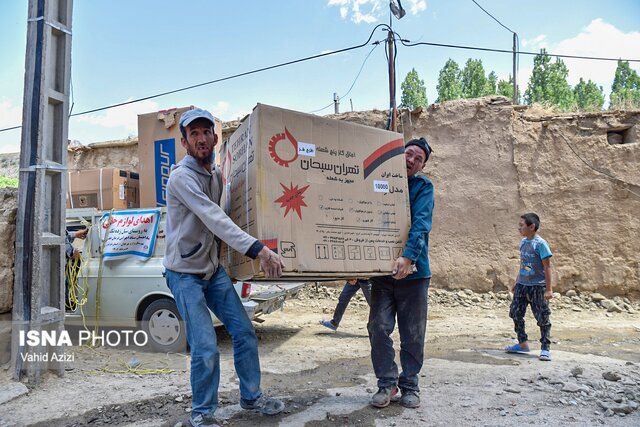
[1,284,639,426]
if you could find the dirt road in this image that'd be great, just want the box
[1,284,639,426]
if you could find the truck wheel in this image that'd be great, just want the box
[142,299,187,353]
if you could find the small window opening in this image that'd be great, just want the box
[607,126,635,145]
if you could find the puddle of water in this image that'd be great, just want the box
[428,349,516,365]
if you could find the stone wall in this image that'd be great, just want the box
[511,108,640,297]
[0,188,17,313]
[1,99,638,299]
[68,139,139,172]
[396,97,640,297]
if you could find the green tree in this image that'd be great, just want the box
[0,176,18,188]
[400,68,428,110]
[436,59,463,102]
[524,49,575,111]
[497,74,520,100]
[485,71,498,96]
[461,59,489,98]
[609,60,640,109]
[573,78,604,111]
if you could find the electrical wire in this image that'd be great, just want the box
[69,78,75,117]
[397,38,640,63]
[307,40,383,114]
[69,23,387,117]
[0,24,390,134]
[559,134,640,199]
[0,125,21,132]
[1,25,638,134]
[471,0,515,34]
[471,0,519,100]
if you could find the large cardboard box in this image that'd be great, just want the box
[220,104,411,280]
[66,168,139,210]
[137,107,222,208]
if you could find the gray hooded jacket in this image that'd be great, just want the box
[162,155,263,279]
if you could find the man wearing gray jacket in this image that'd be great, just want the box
[163,108,285,427]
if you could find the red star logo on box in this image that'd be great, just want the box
[274,182,309,219]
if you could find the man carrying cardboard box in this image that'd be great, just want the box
[367,137,434,410]
[163,108,286,427]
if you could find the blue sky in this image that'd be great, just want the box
[1,0,639,153]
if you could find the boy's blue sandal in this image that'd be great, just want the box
[320,320,337,331]
[539,350,551,361]
[505,343,530,354]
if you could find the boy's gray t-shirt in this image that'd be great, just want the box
[517,235,552,286]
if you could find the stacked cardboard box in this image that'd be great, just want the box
[137,107,222,208]
[220,104,410,280]
[66,168,139,210]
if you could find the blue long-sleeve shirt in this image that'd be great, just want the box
[401,174,434,280]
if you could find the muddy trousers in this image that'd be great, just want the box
[368,276,429,393]
[332,279,372,326]
[509,283,552,351]
[166,268,262,417]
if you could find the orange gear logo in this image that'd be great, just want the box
[268,127,299,167]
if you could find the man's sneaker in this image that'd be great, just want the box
[370,386,398,408]
[399,390,420,408]
[320,319,338,331]
[190,412,219,427]
[539,349,551,361]
[240,394,285,415]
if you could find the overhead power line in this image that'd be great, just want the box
[70,25,389,118]
[308,40,383,114]
[471,0,515,34]
[1,125,21,132]
[398,38,640,63]
[0,23,391,134]
[1,25,639,134]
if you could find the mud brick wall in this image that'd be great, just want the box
[0,188,17,313]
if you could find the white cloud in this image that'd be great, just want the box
[517,19,640,101]
[328,0,427,24]
[206,101,230,119]
[0,100,23,128]
[518,18,640,94]
[552,19,640,89]
[230,109,252,122]
[407,0,427,15]
[0,100,23,153]
[516,66,533,94]
[352,0,380,24]
[77,99,159,132]
[521,34,548,51]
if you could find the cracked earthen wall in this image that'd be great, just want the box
[0,189,17,313]
[395,97,640,297]
[1,98,638,313]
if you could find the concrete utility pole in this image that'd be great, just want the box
[512,33,518,105]
[387,30,397,132]
[333,92,340,114]
[12,0,73,383]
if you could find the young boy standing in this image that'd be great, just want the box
[505,212,554,361]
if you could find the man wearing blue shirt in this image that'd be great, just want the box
[368,137,434,409]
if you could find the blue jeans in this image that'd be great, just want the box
[165,267,262,416]
[367,276,430,393]
[332,279,372,326]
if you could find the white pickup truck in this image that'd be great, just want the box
[64,208,306,352]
